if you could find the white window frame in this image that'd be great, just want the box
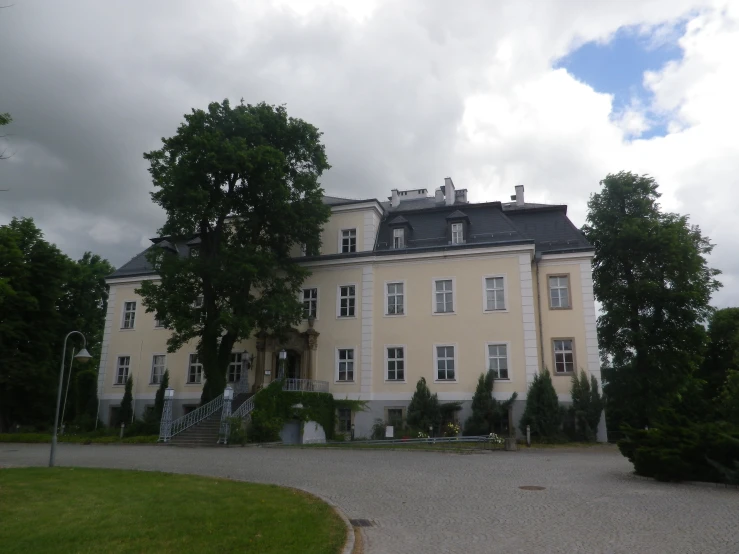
[385,345,406,382]
[451,222,464,245]
[227,352,243,383]
[434,343,458,382]
[154,317,164,329]
[150,354,166,385]
[393,227,405,249]
[114,355,131,385]
[339,228,357,253]
[485,342,511,381]
[335,347,356,383]
[431,277,455,315]
[548,274,571,309]
[302,287,319,320]
[553,338,576,374]
[482,274,508,312]
[336,284,357,318]
[385,280,406,316]
[121,300,136,330]
[187,353,203,384]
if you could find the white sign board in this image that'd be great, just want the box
[385,425,394,438]
[265,370,272,376]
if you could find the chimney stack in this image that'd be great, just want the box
[391,189,400,208]
[435,188,444,203]
[515,185,524,207]
[444,177,455,206]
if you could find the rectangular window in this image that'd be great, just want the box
[228,352,243,383]
[434,279,454,313]
[154,317,164,328]
[436,345,456,381]
[116,356,130,385]
[553,339,575,374]
[451,222,464,244]
[386,347,405,381]
[393,228,405,249]
[487,344,509,380]
[386,282,404,315]
[484,277,506,311]
[151,354,166,384]
[549,275,570,309]
[187,353,203,384]
[338,285,356,317]
[122,301,136,329]
[387,408,403,426]
[302,288,318,319]
[337,408,352,432]
[337,349,355,382]
[341,229,357,253]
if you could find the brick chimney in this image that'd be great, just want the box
[444,177,455,206]
[391,189,400,208]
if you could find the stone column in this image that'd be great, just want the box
[158,388,174,442]
[219,386,233,444]
[253,332,267,392]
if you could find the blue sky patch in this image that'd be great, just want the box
[555,23,686,139]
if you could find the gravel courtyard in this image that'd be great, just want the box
[1,444,737,553]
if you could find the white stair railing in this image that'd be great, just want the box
[169,393,224,438]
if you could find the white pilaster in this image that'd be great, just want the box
[519,254,539,385]
[361,265,374,394]
[363,211,378,251]
[580,260,607,442]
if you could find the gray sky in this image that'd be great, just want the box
[1,0,737,306]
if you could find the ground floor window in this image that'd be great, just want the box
[228,352,243,383]
[386,408,404,428]
[337,408,352,433]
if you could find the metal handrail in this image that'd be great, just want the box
[170,393,224,438]
[232,391,258,419]
[283,378,329,392]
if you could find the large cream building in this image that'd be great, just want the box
[99,179,605,440]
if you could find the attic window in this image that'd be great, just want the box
[393,228,405,249]
[451,223,464,245]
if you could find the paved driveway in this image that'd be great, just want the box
[1,444,737,553]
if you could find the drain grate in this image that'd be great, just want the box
[349,519,374,527]
[519,485,546,491]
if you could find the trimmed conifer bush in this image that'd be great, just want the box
[519,369,562,440]
[567,370,603,441]
[406,377,441,433]
[119,376,134,425]
[464,370,517,436]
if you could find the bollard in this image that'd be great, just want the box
[526,425,531,447]
[120,422,125,439]
[351,423,355,441]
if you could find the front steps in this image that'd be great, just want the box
[166,392,253,447]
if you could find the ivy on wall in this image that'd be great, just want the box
[250,381,366,442]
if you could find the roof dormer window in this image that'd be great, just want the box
[393,228,405,249]
[451,223,464,245]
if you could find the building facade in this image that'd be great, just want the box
[99,179,605,441]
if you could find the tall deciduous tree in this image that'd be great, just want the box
[0,218,113,431]
[0,112,10,161]
[699,308,739,400]
[583,172,720,430]
[138,100,331,402]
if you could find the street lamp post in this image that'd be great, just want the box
[49,331,92,467]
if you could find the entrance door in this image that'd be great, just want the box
[275,350,301,380]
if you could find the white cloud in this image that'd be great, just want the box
[1,0,737,306]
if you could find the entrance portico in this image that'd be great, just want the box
[252,324,319,392]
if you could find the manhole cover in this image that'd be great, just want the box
[349,519,374,527]
[519,485,546,491]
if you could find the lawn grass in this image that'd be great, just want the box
[294,441,502,452]
[0,434,158,444]
[0,468,346,554]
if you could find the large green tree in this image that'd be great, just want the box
[583,172,720,431]
[0,218,113,431]
[698,308,739,400]
[137,100,331,402]
[0,112,10,162]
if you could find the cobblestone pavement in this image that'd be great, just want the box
[1,444,737,553]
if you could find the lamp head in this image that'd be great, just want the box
[165,388,174,399]
[279,349,287,360]
[75,348,93,363]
